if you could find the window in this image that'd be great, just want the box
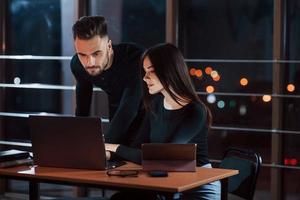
[179,0,299,199]
[90,0,166,47]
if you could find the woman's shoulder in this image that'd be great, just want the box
[186,101,207,118]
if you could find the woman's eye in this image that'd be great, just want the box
[148,68,154,72]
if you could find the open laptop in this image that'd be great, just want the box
[29,115,125,170]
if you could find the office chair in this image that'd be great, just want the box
[219,147,262,200]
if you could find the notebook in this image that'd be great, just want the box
[29,115,125,170]
[142,143,197,172]
[0,149,30,162]
[0,149,32,168]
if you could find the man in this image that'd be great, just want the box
[71,16,144,145]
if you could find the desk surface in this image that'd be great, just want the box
[0,163,238,193]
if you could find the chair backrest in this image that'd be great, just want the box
[219,147,262,200]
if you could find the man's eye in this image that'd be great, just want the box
[78,54,86,58]
[93,52,102,56]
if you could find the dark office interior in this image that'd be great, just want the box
[0,0,300,199]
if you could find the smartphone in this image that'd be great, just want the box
[148,170,168,177]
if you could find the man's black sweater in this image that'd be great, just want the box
[114,95,210,166]
[70,43,144,144]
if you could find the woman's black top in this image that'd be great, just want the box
[114,95,210,166]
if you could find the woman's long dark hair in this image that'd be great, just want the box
[142,43,212,126]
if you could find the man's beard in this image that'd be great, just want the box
[85,53,110,76]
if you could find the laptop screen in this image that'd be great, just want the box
[29,115,107,170]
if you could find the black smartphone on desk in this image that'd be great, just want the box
[148,170,168,177]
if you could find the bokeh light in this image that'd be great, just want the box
[229,100,236,108]
[287,84,295,92]
[207,94,216,104]
[239,105,247,115]
[210,70,218,78]
[189,68,196,76]
[240,78,248,86]
[206,85,215,93]
[14,77,21,84]
[195,69,203,77]
[217,100,225,109]
[205,66,213,75]
[213,75,220,81]
[262,95,272,102]
[251,96,257,102]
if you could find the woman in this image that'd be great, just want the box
[106,43,220,200]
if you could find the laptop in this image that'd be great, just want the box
[29,115,125,170]
[142,143,197,172]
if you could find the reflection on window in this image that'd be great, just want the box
[90,0,165,47]
[179,0,273,59]
[4,0,62,140]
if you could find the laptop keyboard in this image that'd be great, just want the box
[107,160,126,169]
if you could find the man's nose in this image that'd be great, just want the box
[86,55,95,66]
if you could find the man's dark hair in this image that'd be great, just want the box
[72,16,108,40]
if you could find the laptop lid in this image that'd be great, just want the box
[142,143,197,172]
[29,115,107,170]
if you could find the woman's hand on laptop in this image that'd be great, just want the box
[105,150,111,160]
[105,143,120,153]
[105,143,120,160]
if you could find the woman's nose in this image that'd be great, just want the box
[143,72,150,82]
[143,75,147,82]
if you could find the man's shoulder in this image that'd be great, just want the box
[112,43,144,73]
[70,54,81,69]
[70,54,87,81]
